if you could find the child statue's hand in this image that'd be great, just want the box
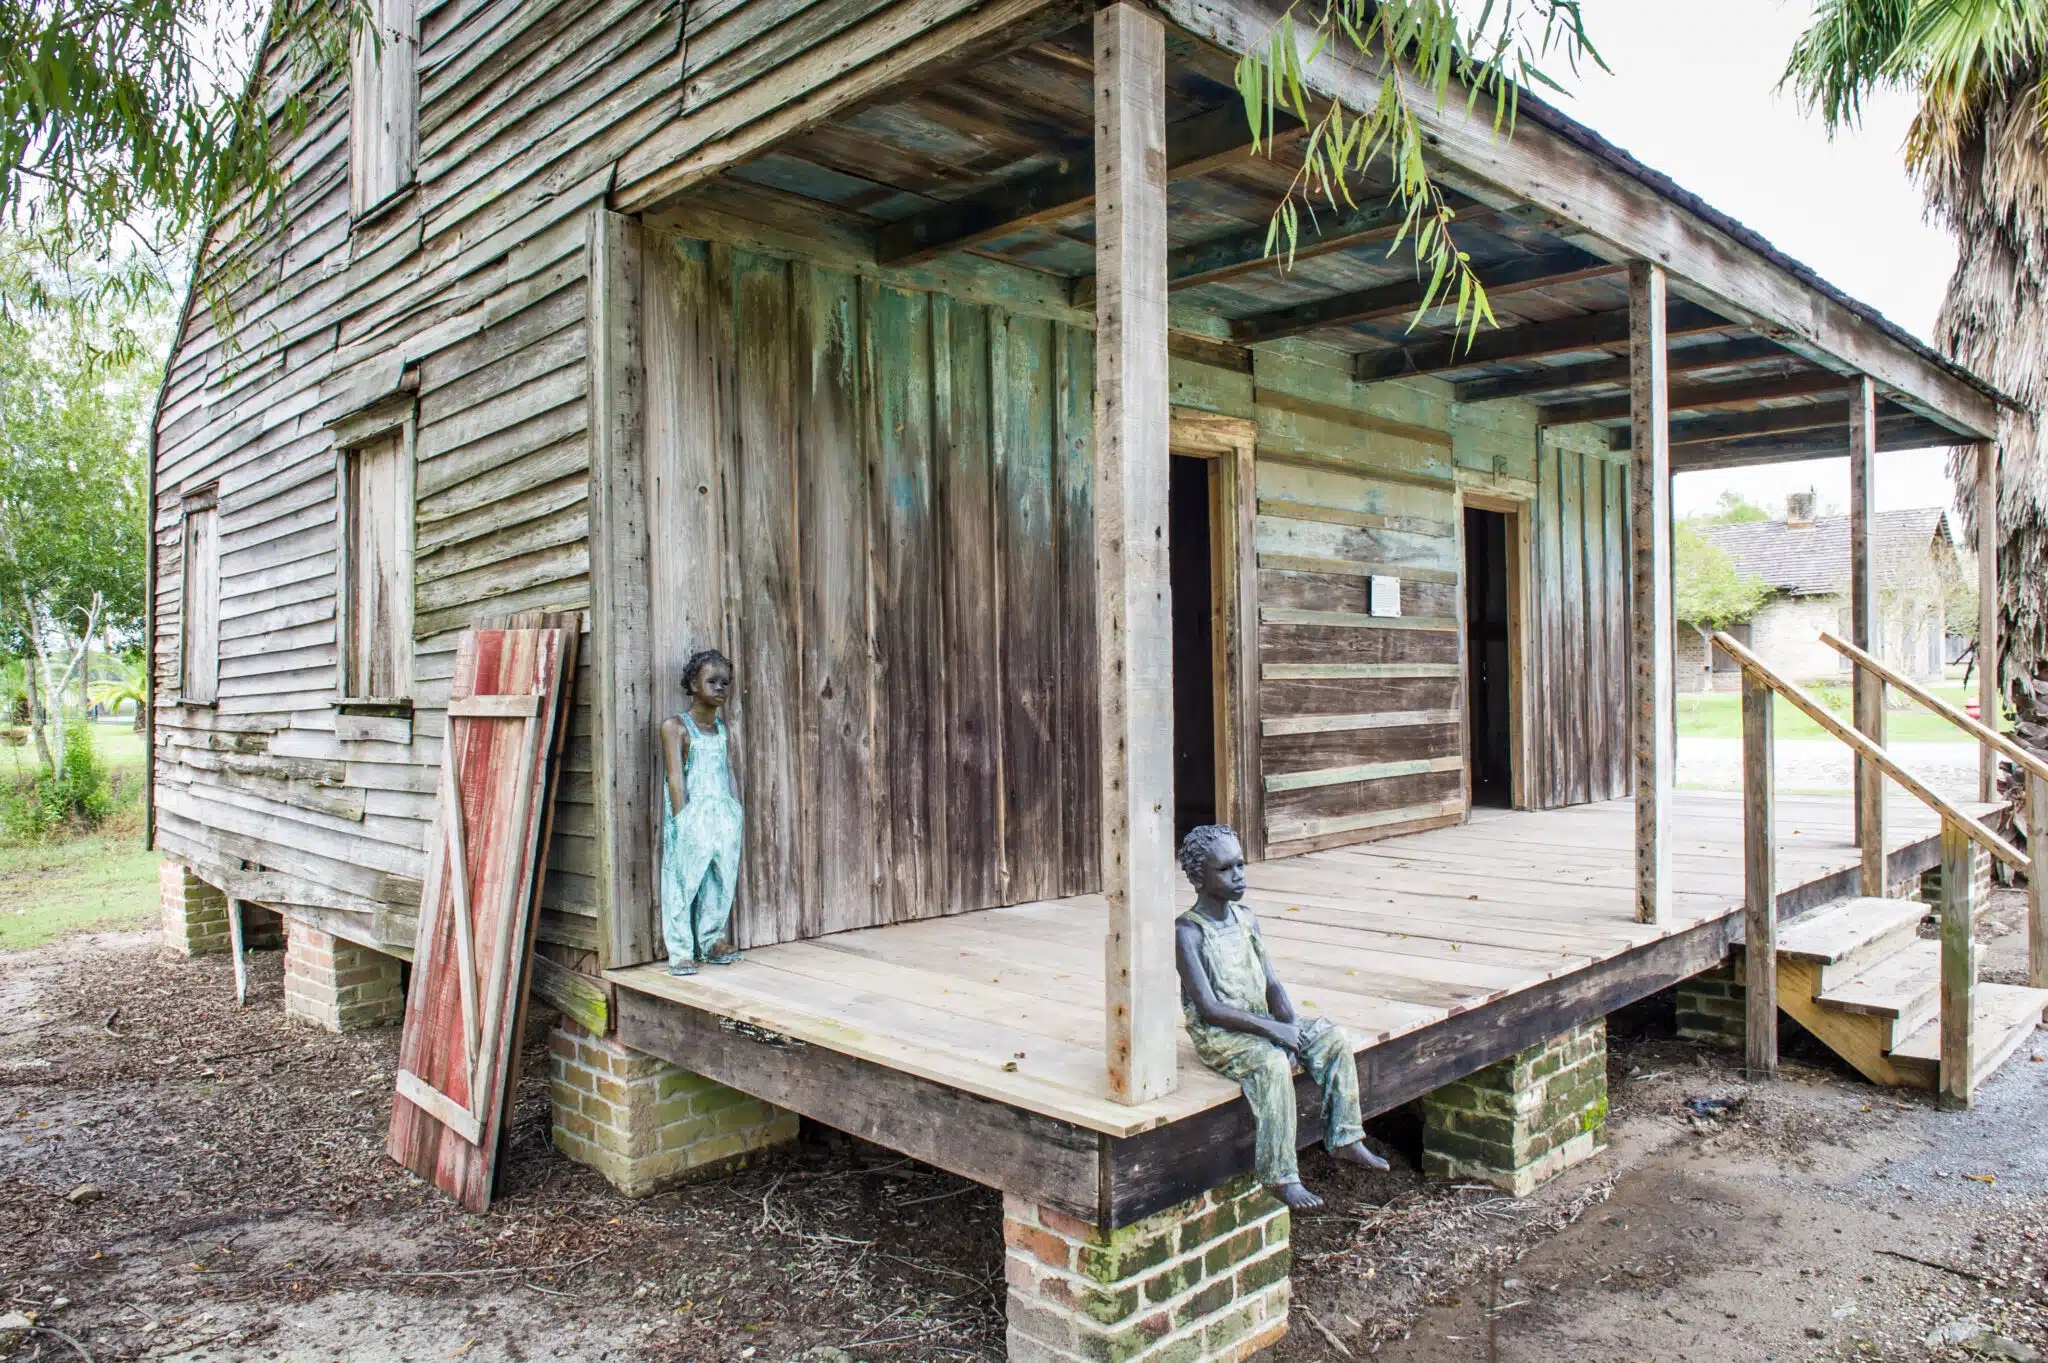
[1264,1019,1302,1054]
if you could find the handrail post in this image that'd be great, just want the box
[2031,771,2047,990]
[1850,378,1886,896]
[1937,815,1977,1110]
[1741,668,1776,1078]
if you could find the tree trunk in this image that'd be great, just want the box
[21,629,51,771]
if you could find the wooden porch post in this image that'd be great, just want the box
[1850,376,1885,896]
[1629,261,1672,925]
[1978,442,1999,804]
[1741,671,1776,1077]
[1095,0,1178,1104]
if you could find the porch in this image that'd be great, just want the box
[606,789,1972,1226]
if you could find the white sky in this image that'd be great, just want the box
[1547,0,1964,521]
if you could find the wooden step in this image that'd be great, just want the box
[1889,984,2048,1091]
[1812,938,1941,1050]
[1776,897,1927,984]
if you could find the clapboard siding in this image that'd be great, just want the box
[640,230,1098,951]
[1245,349,1467,854]
[149,0,663,953]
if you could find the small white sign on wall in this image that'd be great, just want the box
[1369,575,1402,618]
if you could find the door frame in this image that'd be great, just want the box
[1168,408,1261,858]
[1459,489,1532,811]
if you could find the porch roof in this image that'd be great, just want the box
[632,7,2006,463]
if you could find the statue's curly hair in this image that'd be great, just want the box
[1176,824,1240,887]
[681,647,733,696]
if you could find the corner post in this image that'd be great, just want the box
[1937,816,1977,1110]
[1094,0,1178,1104]
[1978,442,2000,804]
[1741,670,1776,1077]
[1628,261,1672,925]
[1849,376,1885,895]
[588,208,658,970]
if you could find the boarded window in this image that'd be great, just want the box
[181,497,220,705]
[341,437,412,698]
[349,0,417,214]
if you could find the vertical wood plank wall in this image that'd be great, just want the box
[641,232,1100,950]
[1529,438,1634,809]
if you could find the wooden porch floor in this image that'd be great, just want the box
[609,791,1966,1139]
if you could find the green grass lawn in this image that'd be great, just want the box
[1677,681,1985,744]
[0,718,160,952]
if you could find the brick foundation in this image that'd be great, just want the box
[160,860,231,957]
[282,923,404,1031]
[1422,1020,1609,1197]
[1004,1178,1290,1363]
[1920,847,1992,909]
[1675,962,1747,1050]
[547,1020,798,1197]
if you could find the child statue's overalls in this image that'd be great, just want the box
[1179,902,1365,1186]
[660,714,743,971]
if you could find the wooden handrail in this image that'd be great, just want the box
[1710,630,2029,873]
[1818,630,2048,785]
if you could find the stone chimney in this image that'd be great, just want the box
[1786,490,1816,529]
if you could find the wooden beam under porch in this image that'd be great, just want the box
[606,790,1976,1229]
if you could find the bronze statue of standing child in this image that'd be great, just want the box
[660,649,745,976]
[1175,824,1387,1209]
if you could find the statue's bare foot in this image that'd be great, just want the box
[703,950,744,966]
[667,961,700,977]
[1331,1140,1390,1172]
[1273,1181,1322,1210]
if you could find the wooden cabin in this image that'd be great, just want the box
[150,0,2041,1357]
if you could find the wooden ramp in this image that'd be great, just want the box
[609,791,1977,1139]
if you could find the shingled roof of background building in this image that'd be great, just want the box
[1699,507,1956,598]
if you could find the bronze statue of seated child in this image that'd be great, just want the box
[1174,823,1387,1210]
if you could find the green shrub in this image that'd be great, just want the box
[2,723,113,841]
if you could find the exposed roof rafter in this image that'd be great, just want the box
[1671,413,1963,471]
[1540,370,1855,427]
[875,102,1300,266]
[1453,337,1788,404]
[1227,247,1619,345]
[1354,301,1729,383]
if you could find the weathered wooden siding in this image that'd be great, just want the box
[1529,436,1633,808]
[148,0,691,959]
[1246,350,1466,853]
[639,230,1099,951]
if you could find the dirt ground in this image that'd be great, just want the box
[2,895,2044,1363]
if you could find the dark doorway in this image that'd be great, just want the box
[1170,455,1218,837]
[1465,506,1514,808]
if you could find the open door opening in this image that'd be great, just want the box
[1170,454,1218,838]
[1465,506,1514,809]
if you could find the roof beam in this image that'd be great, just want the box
[1072,199,1501,308]
[1453,337,1787,404]
[876,102,1297,265]
[1609,398,1856,451]
[1670,414,1959,471]
[1227,247,1619,345]
[1539,370,1855,427]
[1157,0,2004,436]
[1354,300,1729,383]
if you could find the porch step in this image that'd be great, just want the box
[1888,984,2048,1091]
[1813,938,1942,1050]
[1776,897,1927,984]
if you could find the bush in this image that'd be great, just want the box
[2,723,113,841]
